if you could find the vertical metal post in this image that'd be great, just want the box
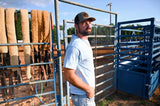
[148,18,155,75]
[110,4,112,25]
[93,24,97,97]
[54,0,64,105]
[63,20,68,50]
[113,14,118,89]
[63,20,70,106]
[50,12,57,106]
[106,3,112,35]
[146,18,155,98]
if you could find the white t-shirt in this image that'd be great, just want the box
[63,34,95,95]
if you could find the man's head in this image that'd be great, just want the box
[74,12,96,36]
[74,12,96,24]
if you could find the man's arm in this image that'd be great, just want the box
[64,67,94,98]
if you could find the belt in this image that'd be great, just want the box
[71,94,87,96]
[71,94,77,96]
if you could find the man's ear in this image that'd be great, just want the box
[75,24,78,30]
[75,24,78,33]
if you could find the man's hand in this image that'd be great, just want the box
[86,86,95,99]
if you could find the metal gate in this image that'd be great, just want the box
[116,18,160,99]
[0,9,57,105]
[62,20,116,103]
[54,0,118,105]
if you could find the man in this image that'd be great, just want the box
[63,12,96,106]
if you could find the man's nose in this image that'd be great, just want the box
[86,21,91,27]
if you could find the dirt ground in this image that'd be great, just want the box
[96,86,160,106]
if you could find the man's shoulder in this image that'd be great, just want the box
[69,36,83,48]
[67,42,81,51]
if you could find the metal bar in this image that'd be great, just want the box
[50,11,57,106]
[89,35,115,37]
[120,34,150,38]
[147,19,155,75]
[119,49,140,54]
[155,25,160,28]
[152,52,160,58]
[119,63,148,70]
[148,76,159,96]
[118,18,154,25]
[120,56,138,61]
[119,52,148,58]
[119,53,141,59]
[54,0,63,105]
[59,0,117,15]
[0,62,53,69]
[63,20,68,49]
[95,62,114,70]
[0,79,54,89]
[66,20,114,27]
[119,25,151,30]
[120,55,131,59]
[119,47,147,51]
[40,102,56,106]
[119,42,151,45]
[15,11,31,14]
[0,91,55,104]
[66,20,74,23]
[154,34,160,37]
[121,29,143,32]
[96,70,114,78]
[122,41,143,43]
[113,14,118,89]
[63,19,70,106]
[95,85,113,96]
[67,35,115,38]
[153,46,160,51]
[0,42,49,46]
[93,24,98,101]
[120,45,139,48]
[153,42,160,46]
[120,58,147,64]
[91,45,114,49]
[94,54,114,59]
[96,77,113,87]
[94,24,113,27]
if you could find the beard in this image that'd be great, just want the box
[78,26,92,36]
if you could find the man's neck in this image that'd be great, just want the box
[77,33,88,40]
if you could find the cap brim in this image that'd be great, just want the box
[88,17,96,22]
[80,17,96,23]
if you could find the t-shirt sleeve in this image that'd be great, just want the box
[63,46,79,70]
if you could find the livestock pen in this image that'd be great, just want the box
[0,0,159,106]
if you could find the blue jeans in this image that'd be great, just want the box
[71,94,95,106]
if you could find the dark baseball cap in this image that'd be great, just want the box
[74,12,96,24]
